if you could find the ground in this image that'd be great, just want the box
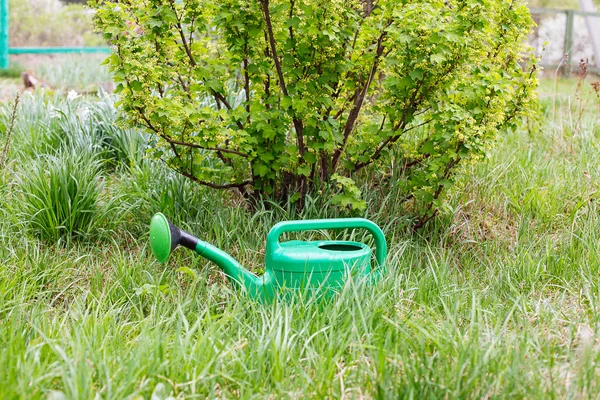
[1,56,600,398]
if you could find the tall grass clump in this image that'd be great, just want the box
[3,91,154,240]
[117,162,209,231]
[9,93,93,158]
[10,92,148,171]
[16,148,109,242]
[89,92,149,169]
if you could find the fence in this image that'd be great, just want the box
[0,0,109,69]
[529,7,600,74]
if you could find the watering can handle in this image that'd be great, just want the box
[266,218,387,268]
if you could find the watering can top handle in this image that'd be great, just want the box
[266,218,387,267]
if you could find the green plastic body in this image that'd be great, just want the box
[149,213,387,302]
[193,218,387,302]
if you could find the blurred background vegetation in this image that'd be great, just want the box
[5,0,600,50]
[8,0,103,47]
[528,0,599,7]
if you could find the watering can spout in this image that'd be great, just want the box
[149,213,270,300]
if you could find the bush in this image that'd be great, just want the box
[92,0,537,225]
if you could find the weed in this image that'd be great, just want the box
[0,94,19,171]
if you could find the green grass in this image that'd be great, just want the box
[1,75,600,398]
[0,65,23,79]
[0,55,112,95]
[35,55,113,91]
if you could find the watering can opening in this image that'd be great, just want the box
[318,243,363,252]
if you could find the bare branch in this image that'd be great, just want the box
[167,0,197,67]
[243,42,251,121]
[332,27,389,171]
[353,117,433,172]
[0,93,19,171]
[261,0,305,161]
[212,91,245,130]
[167,138,249,158]
[261,0,288,97]
[175,166,252,189]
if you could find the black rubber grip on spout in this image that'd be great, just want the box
[168,220,199,252]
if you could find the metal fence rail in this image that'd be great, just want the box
[0,0,109,69]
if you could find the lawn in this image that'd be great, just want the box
[1,59,600,398]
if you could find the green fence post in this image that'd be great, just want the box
[0,0,8,69]
[564,9,574,76]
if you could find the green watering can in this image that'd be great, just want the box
[149,213,387,302]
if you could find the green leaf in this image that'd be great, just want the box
[421,140,434,154]
[281,96,292,109]
[148,18,163,28]
[106,25,121,36]
[409,69,424,81]
[290,192,302,203]
[297,164,311,176]
[287,16,301,28]
[130,81,143,91]
[430,53,446,63]
[253,163,269,177]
